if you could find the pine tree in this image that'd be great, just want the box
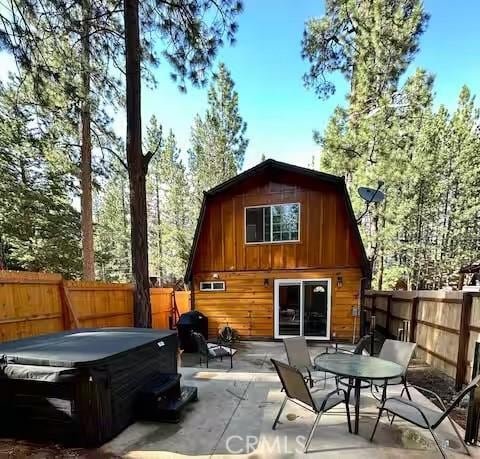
[146,121,191,284]
[0,81,82,277]
[0,0,123,280]
[95,163,131,282]
[302,0,428,114]
[189,62,248,207]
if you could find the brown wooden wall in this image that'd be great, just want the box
[191,173,365,340]
[193,178,363,273]
[193,268,362,339]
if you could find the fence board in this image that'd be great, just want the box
[0,271,192,342]
[365,289,476,385]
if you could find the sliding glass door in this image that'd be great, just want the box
[274,279,331,340]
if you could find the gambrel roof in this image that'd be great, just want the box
[185,159,370,282]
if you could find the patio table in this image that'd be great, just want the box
[314,353,403,434]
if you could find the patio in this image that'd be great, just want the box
[98,341,480,458]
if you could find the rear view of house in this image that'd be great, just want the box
[185,159,370,340]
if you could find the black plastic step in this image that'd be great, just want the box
[138,373,181,399]
[136,385,198,423]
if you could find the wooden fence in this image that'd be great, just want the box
[0,271,191,343]
[364,290,480,388]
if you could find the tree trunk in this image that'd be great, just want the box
[80,0,95,281]
[120,174,130,271]
[124,0,152,327]
[155,174,163,285]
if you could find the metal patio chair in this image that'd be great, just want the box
[370,374,480,458]
[371,339,416,401]
[271,359,351,453]
[283,337,329,388]
[191,331,233,369]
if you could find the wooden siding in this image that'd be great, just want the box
[193,268,362,339]
[193,179,363,273]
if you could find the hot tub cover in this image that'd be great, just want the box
[0,327,174,367]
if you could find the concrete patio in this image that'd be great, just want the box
[100,341,480,458]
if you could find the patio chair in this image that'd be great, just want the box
[283,337,328,388]
[371,339,416,401]
[191,331,234,369]
[370,374,480,458]
[271,359,351,453]
[324,334,379,356]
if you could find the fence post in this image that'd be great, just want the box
[60,280,80,330]
[456,293,473,390]
[465,341,480,444]
[385,294,392,337]
[409,296,418,343]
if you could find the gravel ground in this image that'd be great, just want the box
[407,358,469,429]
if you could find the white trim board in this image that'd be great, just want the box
[274,278,331,340]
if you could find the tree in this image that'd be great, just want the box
[302,1,432,288]
[0,80,82,277]
[189,62,248,207]
[0,0,123,280]
[146,119,191,284]
[1,0,243,325]
[302,0,428,115]
[95,162,131,282]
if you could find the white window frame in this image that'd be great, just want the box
[273,278,331,340]
[244,202,301,245]
[199,281,225,291]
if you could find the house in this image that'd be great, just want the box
[185,159,370,340]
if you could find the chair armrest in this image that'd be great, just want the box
[381,396,433,426]
[318,387,347,410]
[404,384,446,410]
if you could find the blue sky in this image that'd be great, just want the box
[140,0,480,170]
[1,1,479,170]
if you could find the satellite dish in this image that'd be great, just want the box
[358,186,385,204]
[356,182,385,223]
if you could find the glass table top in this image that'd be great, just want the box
[313,353,404,380]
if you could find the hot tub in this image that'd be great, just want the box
[0,328,178,447]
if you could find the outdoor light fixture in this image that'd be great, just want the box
[337,275,343,288]
[264,278,269,287]
[212,273,219,279]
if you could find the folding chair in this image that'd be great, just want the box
[370,374,480,458]
[283,337,328,388]
[271,359,351,453]
[191,331,234,369]
[371,339,416,401]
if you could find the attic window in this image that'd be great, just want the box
[245,203,300,243]
[200,281,225,291]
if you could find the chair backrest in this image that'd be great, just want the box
[353,335,373,355]
[436,374,480,427]
[271,359,316,411]
[283,337,313,370]
[378,339,416,370]
[191,331,208,356]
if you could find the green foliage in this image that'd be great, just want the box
[145,117,192,283]
[189,63,248,205]
[94,163,131,282]
[302,0,428,114]
[306,1,480,289]
[0,82,82,278]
